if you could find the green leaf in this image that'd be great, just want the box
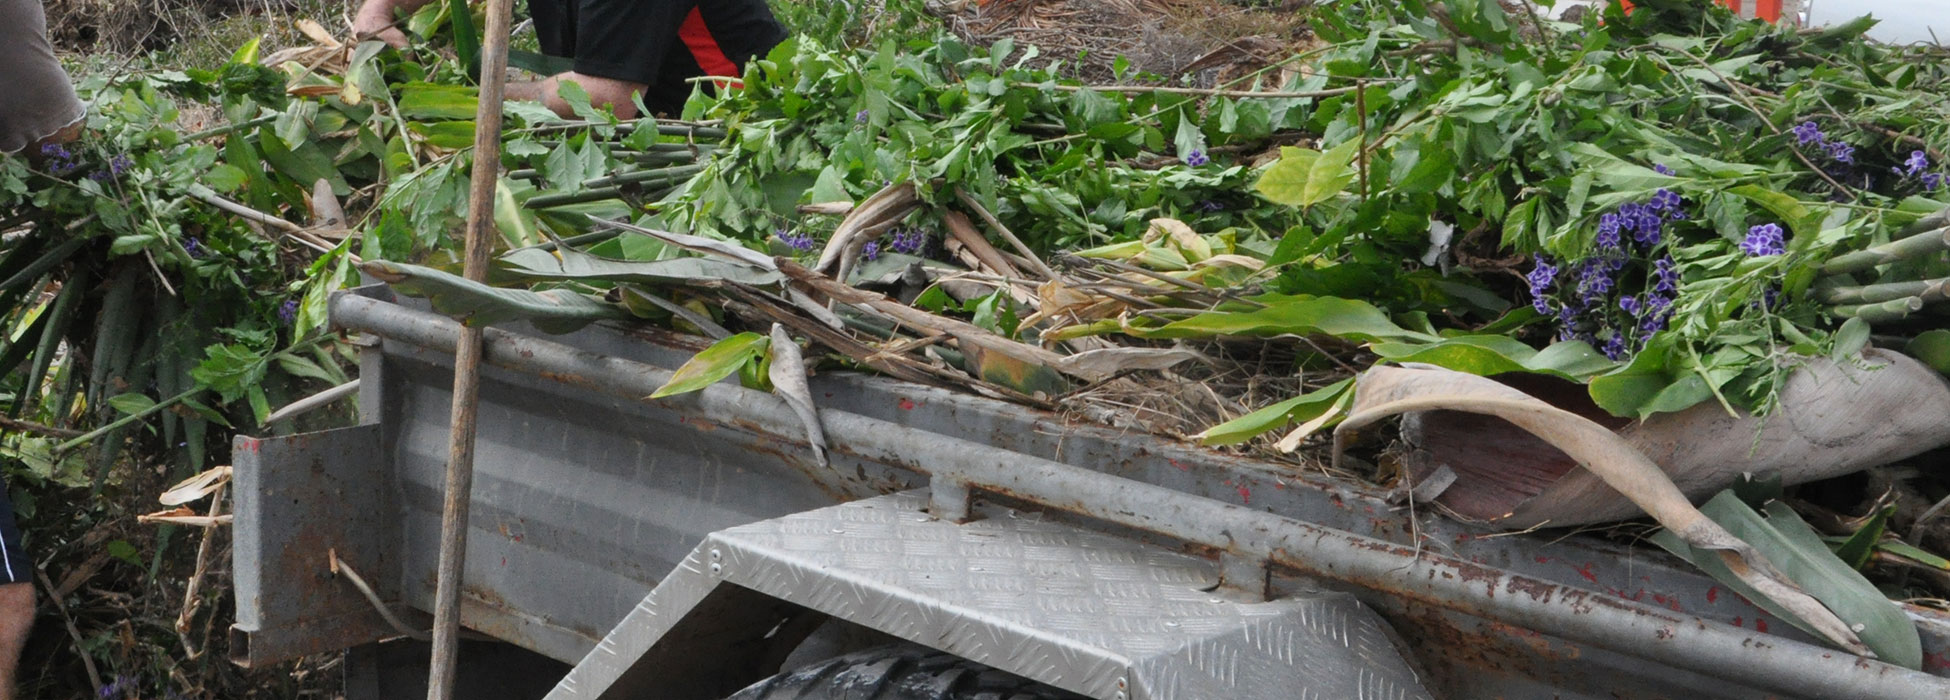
[106,540,142,566]
[275,354,338,383]
[1142,296,1437,343]
[1830,317,1870,361]
[650,332,770,398]
[1199,379,1354,446]
[1905,330,1950,374]
[107,393,157,416]
[1650,493,1921,669]
[1370,336,1613,380]
[397,83,480,120]
[1833,505,1895,570]
[204,164,248,193]
[1254,141,1359,208]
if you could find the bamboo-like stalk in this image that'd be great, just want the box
[1821,226,1950,276]
[1818,277,1948,305]
[1827,296,1925,323]
[523,184,678,209]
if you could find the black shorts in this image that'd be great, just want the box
[0,484,26,585]
[528,0,786,115]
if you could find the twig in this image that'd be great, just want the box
[174,482,226,660]
[180,114,277,142]
[1010,82,1361,99]
[1662,49,1856,201]
[34,567,104,696]
[184,185,358,261]
[330,549,431,642]
[263,379,361,425]
[0,415,84,439]
[54,387,202,455]
[952,187,1058,280]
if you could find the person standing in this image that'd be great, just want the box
[0,0,83,691]
[351,0,788,119]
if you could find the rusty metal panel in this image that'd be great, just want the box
[230,424,402,666]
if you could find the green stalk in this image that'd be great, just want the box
[12,268,88,416]
[583,163,705,190]
[1821,226,1950,276]
[1818,277,1946,305]
[181,114,277,142]
[54,386,202,455]
[1827,296,1925,324]
[523,183,680,210]
[0,237,88,292]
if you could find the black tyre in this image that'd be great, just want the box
[727,643,1086,700]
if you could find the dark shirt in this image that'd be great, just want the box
[529,0,787,115]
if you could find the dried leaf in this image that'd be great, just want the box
[159,466,233,506]
[768,324,828,467]
[1049,347,1206,379]
[1143,218,1212,262]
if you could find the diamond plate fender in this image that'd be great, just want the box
[546,491,1433,700]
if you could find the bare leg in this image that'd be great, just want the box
[0,582,32,700]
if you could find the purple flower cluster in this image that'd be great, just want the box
[777,228,819,254]
[1653,163,1676,176]
[183,237,207,259]
[1739,223,1786,257]
[1792,121,1858,166]
[887,227,928,256]
[278,299,299,324]
[88,153,133,182]
[1889,150,1943,192]
[1182,149,1209,167]
[39,143,83,177]
[1526,193,1694,360]
[1597,190,1685,251]
[854,109,869,125]
[1526,258,1558,314]
[860,240,881,261]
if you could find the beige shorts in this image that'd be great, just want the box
[1,0,86,154]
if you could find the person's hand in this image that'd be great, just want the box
[352,3,410,49]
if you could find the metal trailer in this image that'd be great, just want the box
[228,286,1950,699]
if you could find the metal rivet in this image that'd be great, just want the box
[710,548,721,561]
[709,562,722,574]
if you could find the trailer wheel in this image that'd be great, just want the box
[727,643,1085,700]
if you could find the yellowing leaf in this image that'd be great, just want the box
[650,332,771,399]
[1254,140,1361,208]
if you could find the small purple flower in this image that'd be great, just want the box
[1595,213,1622,249]
[889,227,927,256]
[1618,295,1641,316]
[1654,163,1675,176]
[1925,172,1944,192]
[1183,149,1209,167]
[855,109,869,125]
[1650,188,1682,213]
[1761,287,1781,310]
[1198,199,1225,212]
[1532,296,1553,314]
[777,228,818,254]
[41,143,72,160]
[860,240,881,261]
[1900,150,1929,177]
[89,170,112,182]
[1639,294,1673,333]
[1653,257,1678,294]
[1792,121,1824,146]
[279,299,299,324]
[1740,223,1786,257]
[1601,333,1628,361]
[110,154,133,175]
[1526,258,1558,291]
[100,676,132,698]
[184,237,206,259]
[1826,141,1855,164]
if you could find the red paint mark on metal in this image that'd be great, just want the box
[1168,458,1190,472]
[1754,617,1769,633]
[898,398,917,411]
[1923,651,1950,671]
[1732,616,1744,628]
[1651,593,1683,612]
[1237,485,1251,505]
[1576,562,1598,583]
[1706,586,1720,603]
[1534,556,1551,564]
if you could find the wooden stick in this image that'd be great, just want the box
[0,414,83,438]
[1012,82,1360,99]
[952,187,1057,280]
[427,0,517,694]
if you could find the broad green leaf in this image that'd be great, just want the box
[1833,505,1894,570]
[407,120,478,149]
[650,332,770,398]
[492,178,541,248]
[1370,336,1613,380]
[1830,317,1870,361]
[398,83,480,120]
[1198,378,1354,446]
[1142,296,1437,343]
[359,260,631,334]
[1906,330,1950,374]
[107,393,157,416]
[497,246,782,286]
[275,354,338,383]
[204,164,248,193]
[1256,141,1361,208]
[1651,493,1921,669]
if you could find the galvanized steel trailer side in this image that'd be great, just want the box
[230,288,1950,698]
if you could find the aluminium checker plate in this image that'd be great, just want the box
[547,491,1432,700]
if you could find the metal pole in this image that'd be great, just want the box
[425,0,516,694]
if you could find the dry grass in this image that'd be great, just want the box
[937,0,1318,84]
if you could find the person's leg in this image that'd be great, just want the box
[0,484,31,700]
[0,583,30,700]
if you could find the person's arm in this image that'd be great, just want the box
[352,0,439,48]
[505,72,650,120]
